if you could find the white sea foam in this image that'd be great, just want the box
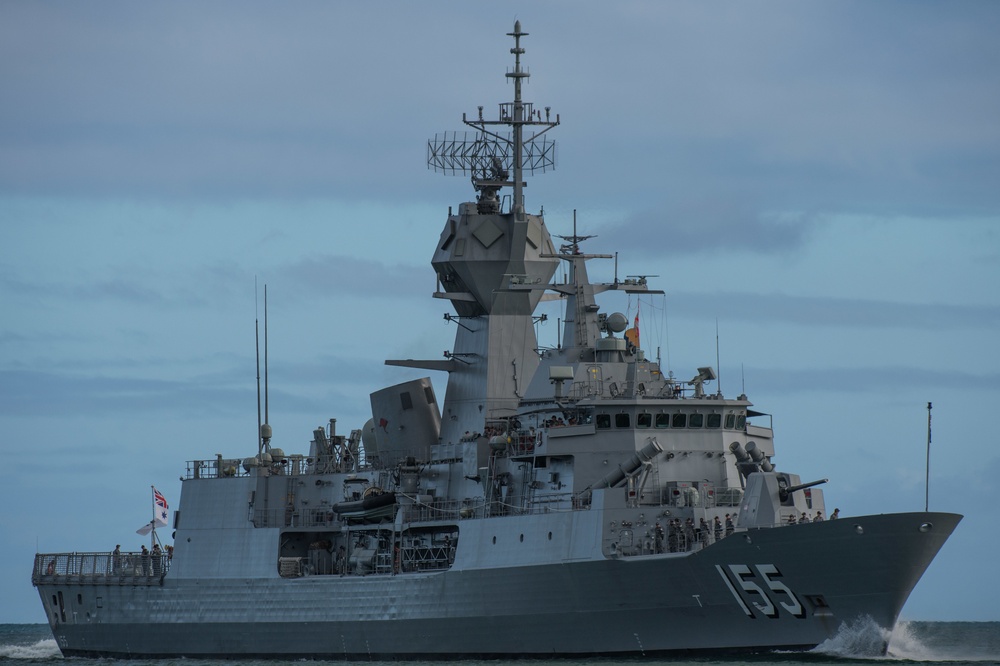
[0,637,62,659]
[811,614,892,658]
[812,617,999,662]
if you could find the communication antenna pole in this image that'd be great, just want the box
[925,401,932,512]
[715,320,722,397]
[508,21,527,213]
[255,278,262,455]
[426,21,559,215]
[255,282,272,455]
[264,284,269,428]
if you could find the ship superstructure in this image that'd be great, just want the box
[32,21,960,659]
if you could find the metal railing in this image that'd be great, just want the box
[32,552,170,586]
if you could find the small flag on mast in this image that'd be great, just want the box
[625,304,640,349]
[153,487,169,527]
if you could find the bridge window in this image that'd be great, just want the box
[689,413,704,428]
[725,413,736,429]
[672,413,687,428]
[615,413,631,428]
[596,414,611,429]
[637,413,652,429]
[736,414,746,430]
[655,413,670,428]
[707,414,722,429]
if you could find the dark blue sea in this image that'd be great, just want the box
[1,621,997,664]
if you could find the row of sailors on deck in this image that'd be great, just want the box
[654,515,737,553]
[788,508,840,524]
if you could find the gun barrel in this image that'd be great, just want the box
[779,478,829,502]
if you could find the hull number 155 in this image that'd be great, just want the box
[715,564,806,619]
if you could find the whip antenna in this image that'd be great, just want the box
[255,278,262,455]
[925,401,932,511]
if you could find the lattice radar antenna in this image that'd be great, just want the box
[427,21,559,215]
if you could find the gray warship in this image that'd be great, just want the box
[32,22,960,659]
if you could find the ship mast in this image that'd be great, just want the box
[395,22,562,450]
[507,21,528,214]
[428,20,559,215]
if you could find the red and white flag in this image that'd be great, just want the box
[153,487,170,527]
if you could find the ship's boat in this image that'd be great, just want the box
[32,21,960,659]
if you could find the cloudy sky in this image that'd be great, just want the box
[2,1,998,625]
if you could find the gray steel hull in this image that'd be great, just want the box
[39,511,959,658]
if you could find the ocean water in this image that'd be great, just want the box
[1,620,997,664]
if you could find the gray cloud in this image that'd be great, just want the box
[666,291,1000,331]
[1,2,997,220]
[744,365,1000,395]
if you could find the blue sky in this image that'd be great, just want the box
[1,1,998,623]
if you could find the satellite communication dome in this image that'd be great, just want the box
[606,312,628,333]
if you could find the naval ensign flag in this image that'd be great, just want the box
[153,486,170,527]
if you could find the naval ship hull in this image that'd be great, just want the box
[40,511,958,658]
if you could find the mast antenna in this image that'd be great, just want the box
[255,278,262,455]
[427,21,559,215]
[716,319,722,397]
[256,282,272,454]
[264,284,269,427]
[925,401,932,511]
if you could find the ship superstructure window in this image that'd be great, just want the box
[672,413,687,428]
[655,413,670,428]
[736,414,746,430]
[400,392,413,410]
[725,413,736,429]
[689,414,704,428]
[637,413,652,429]
[615,413,630,428]
[424,386,435,404]
[707,414,722,429]
[596,414,611,429]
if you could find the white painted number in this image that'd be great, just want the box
[756,564,805,618]
[728,564,777,618]
[717,563,805,620]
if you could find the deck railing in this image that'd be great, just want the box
[32,551,170,586]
